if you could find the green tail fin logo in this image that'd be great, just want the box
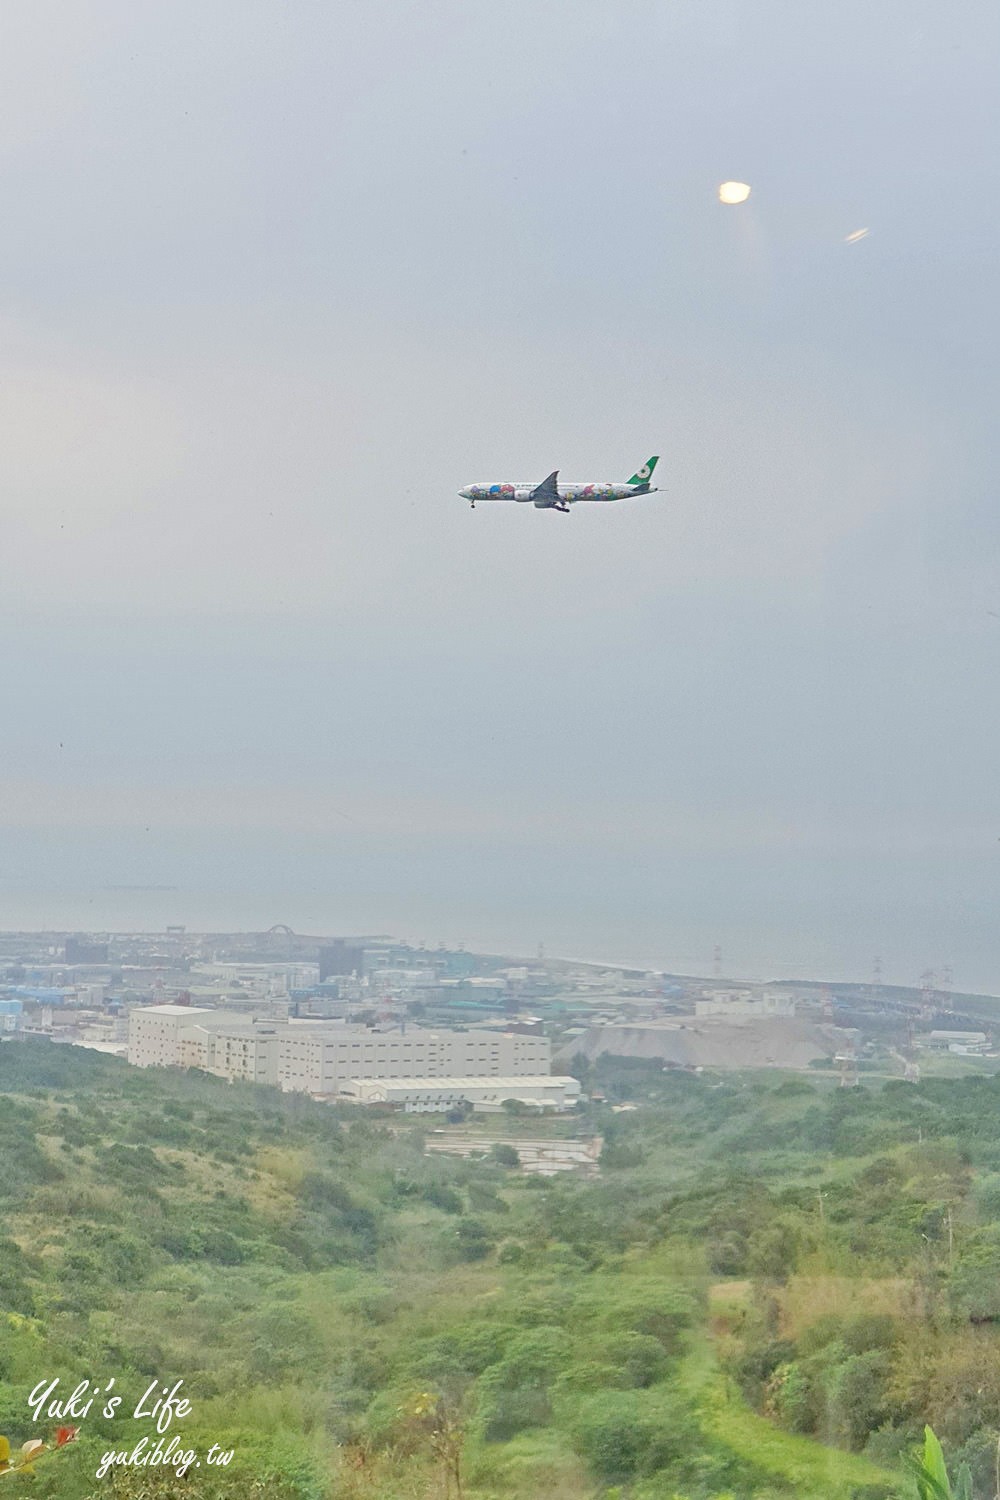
[628,455,659,485]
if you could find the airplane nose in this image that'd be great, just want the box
[458,486,471,499]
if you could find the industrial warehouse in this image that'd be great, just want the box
[127,1001,553,1100]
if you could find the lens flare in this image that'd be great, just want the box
[718,181,751,205]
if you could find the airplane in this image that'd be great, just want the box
[459,456,659,512]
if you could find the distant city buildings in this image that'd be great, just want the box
[64,935,110,965]
[318,941,364,981]
[1,929,996,1085]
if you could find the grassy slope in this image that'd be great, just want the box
[6,1042,979,1498]
[677,1323,901,1500]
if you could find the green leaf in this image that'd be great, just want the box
[954,1461,973,1500]
[923,1426,952,1499]
[905,1454,951,1500]
[905,1426,953,1500]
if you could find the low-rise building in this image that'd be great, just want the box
[425,1130,601,1174]
[339,1075,580,1113]
[925,1030,990,1054]
[695,988,796,1019]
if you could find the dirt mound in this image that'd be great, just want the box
[556,1018,838,1071]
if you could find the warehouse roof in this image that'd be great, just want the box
[342,1075,575,1091]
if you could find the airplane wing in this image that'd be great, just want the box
[530,470,560,508]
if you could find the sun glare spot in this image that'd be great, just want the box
[718,181,751,205]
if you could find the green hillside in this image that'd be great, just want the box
[5,1042,1000,1497]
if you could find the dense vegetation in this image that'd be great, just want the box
[4,1041,1000,1496]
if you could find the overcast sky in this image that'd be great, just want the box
[1,1,999,987]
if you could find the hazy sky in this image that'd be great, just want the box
[2,1,999,987]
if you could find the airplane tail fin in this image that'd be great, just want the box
[627,455,659,486]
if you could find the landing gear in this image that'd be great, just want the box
[555,502,570,513]
[470,500,475,509]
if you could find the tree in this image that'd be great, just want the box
[490,1143,519,1168]
[747,1220,799,1281]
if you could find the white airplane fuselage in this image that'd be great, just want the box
[459,481,655,504]
[459,457,659,511]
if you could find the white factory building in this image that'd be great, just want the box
[128,1003,216,1067]
[694,988,796,1020]
[339,1075,580,1113]
[127,1004,551,1096]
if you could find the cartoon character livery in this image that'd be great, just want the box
[459,456,660,512]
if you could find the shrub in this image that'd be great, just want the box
[571,1391,696,1482]
[474,1327,567,1440]
[765,1360,816,1433]
[455,1219,494,1261]
[603,1332,669,1388]
[827,1350,891,1450]
[422,1183,463,1215]
[490,1144,519,1168]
